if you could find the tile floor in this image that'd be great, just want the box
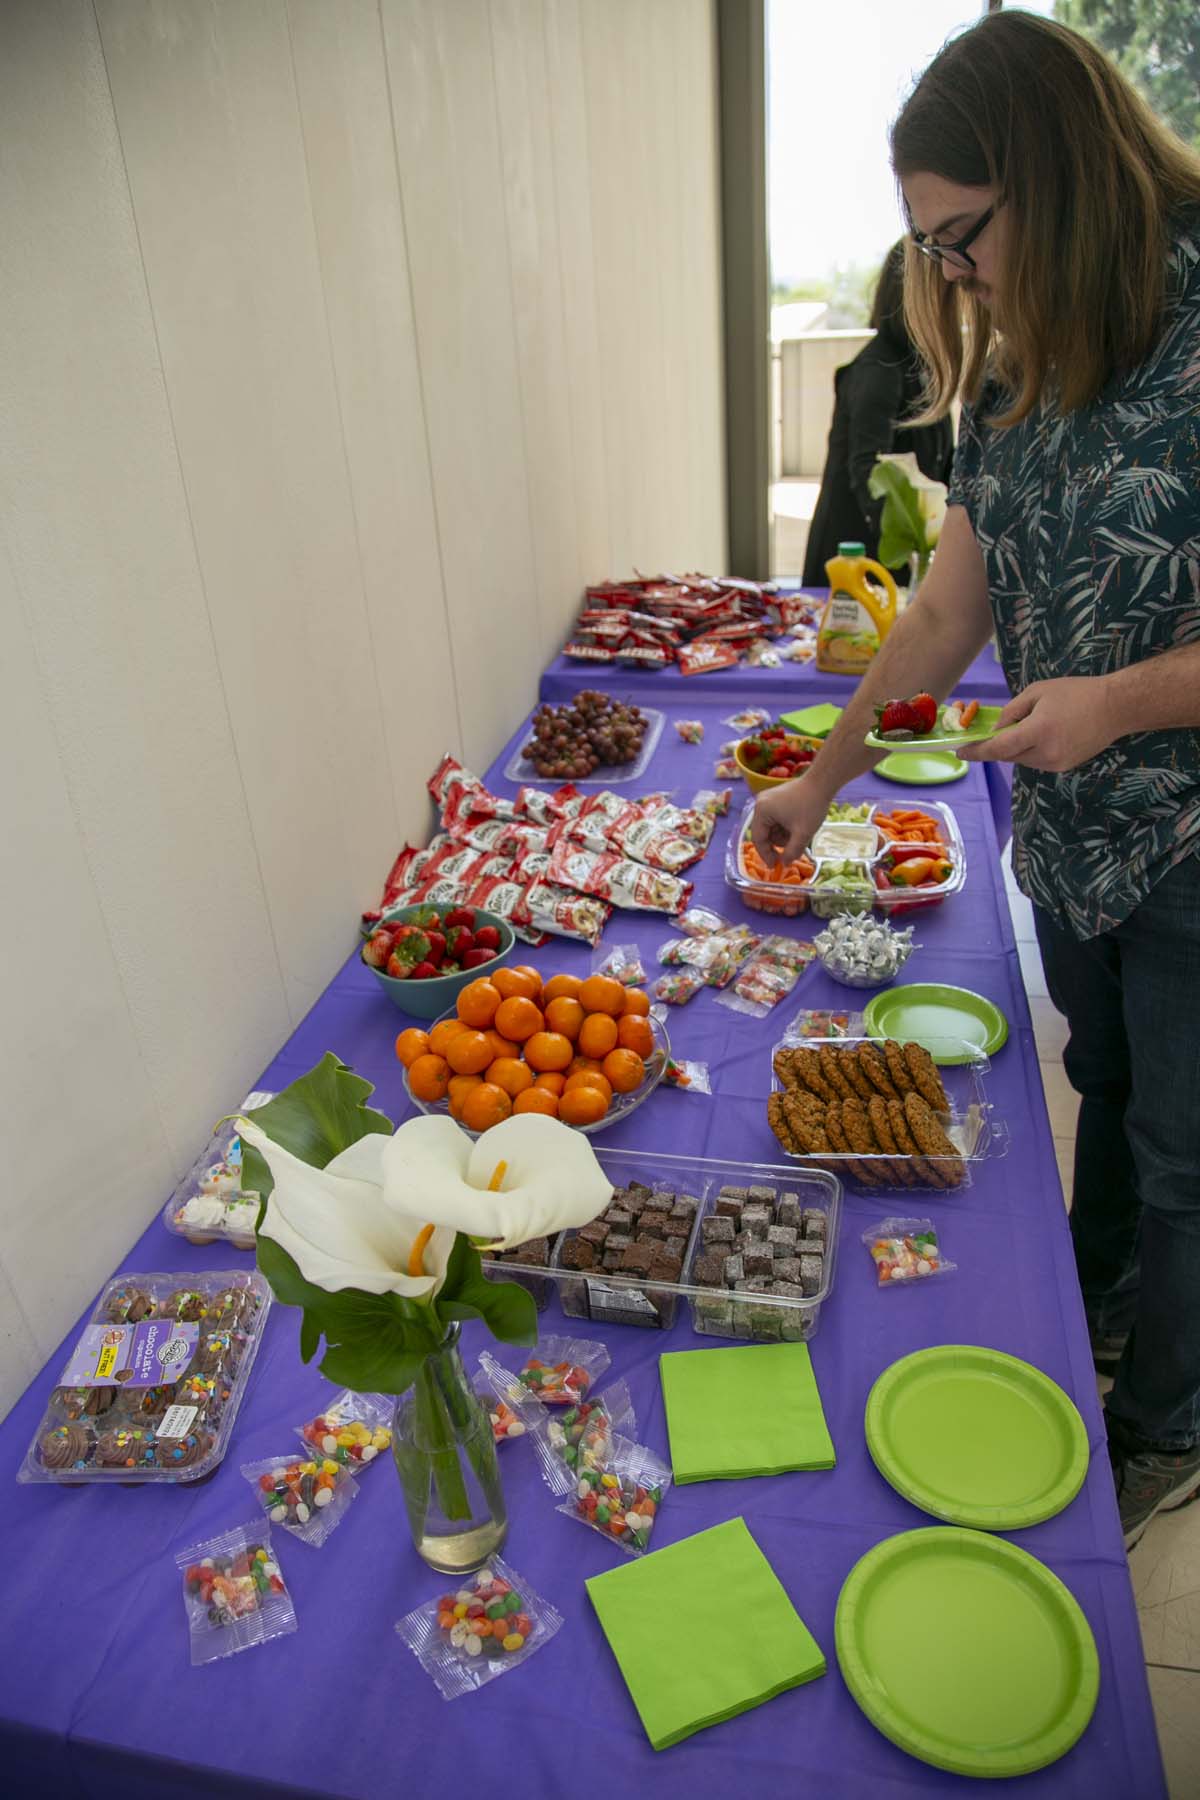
[1003,850,1200,1796]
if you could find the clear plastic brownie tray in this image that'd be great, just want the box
[768,1034,1009,1193]
[485,1147,842,1343]
[162,1091,274,1251]
[18,1269,272,1485]
[725,796,966,918]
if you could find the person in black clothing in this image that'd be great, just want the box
[801,242,953,585]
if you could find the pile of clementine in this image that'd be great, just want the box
[394,966,655,1133]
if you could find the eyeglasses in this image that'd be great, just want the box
[909,206,994,271]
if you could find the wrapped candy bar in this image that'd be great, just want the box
[678,639,739,676]
[653,967,705,1005]
[555,1433,672,1558]
[863,1218,956,1288]
[547,841,692,915]
[674,719,705,743]
[563,641,617,663]
[592,943,648,987]
[558,801,704,874]
[524,878,610,946]
[396,1555,563,1699]
[663,1058,712,1093]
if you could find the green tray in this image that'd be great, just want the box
[835,1527,1099,1778]
[865,703,1004,752]
[865,1345,1090,1529]
[874,750,968,785]
[862,983,1008,1063]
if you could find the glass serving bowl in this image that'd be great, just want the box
[403,1005,671,1137]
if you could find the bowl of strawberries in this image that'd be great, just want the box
[360,904,517,1018]
[734,727,824,794]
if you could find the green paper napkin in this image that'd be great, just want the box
[586,1517,825,1749]
[660,1342,836,1482]
[780,702,843,738]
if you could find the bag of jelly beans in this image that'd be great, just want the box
[396,1554,564,1699]
[862,1217,956,1289]
[591,942,647,988]
[556,1432,672,1558]
[515,1336,610,1407]
[176,1520,296,1665]
[294,1388,393,1471]
[528,1378,637,1495]
[475,1353,543,1444]
[241,1453,358,1547]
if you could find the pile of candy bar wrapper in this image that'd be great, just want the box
[368,758,726,949]
[562,575,821,675]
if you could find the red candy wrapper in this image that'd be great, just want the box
[547,841,692,914]
[563,641,616,663]
[678,639,740,676]
[524,879,609,947]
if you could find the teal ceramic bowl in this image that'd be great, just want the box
[364,906,518,1019]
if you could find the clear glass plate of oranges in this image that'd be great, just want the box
[394,967,670,1135]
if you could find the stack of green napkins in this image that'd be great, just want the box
[586,1517,825,1749]
[660,1341,836,1482]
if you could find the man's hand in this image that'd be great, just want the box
[750,774,831,865]
[960,677,1119,772]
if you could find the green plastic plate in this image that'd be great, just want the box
[862,983,1008,1063]
[865,702,1005,753]
[874,750,967,785]
[865,1346,1090,1530]
[779,702,843,739]
[836,1527,1099,1779]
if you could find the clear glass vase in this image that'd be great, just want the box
[392,1327,507,1575]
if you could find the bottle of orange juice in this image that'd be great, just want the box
[816,542,898,675]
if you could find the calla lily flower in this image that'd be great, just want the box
[237,1120,456,1299]
[238,1110,614,1299]
[874,452,948,547]
[381,1113,615,1249]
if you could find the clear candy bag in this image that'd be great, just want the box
[716,935,817,1017]
[476,1353,543,1443]
[663,1058,712,1094]
[176,1521,296,1665]
[723,707,771,732]
[653,967,705,1005]
[295,1388,393,1470]
[676,905,732,938]
[241,1453,358,1547]
[396,1555,564,1700]
[863,1217,956,1288]
[528,1378,637,1495]
[555,1432,672,1557]
[513,1336,610,1406]
[673,719,705,744]
[591,943,648,987]
[691,787,731,818]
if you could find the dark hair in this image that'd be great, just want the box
[869,242,909,344]
[891,10,1200,424]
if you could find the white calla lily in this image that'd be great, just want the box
[874,451,948,547]
[381,1112,614,1249]
[237,1117,456,1300]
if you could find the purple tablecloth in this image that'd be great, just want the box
[0,696,1161,1797]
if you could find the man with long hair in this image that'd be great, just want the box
[753,10,1200,1549]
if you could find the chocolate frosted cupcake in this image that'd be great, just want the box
[176,1371,231,1419]
[53,1384,119,1422]
[191,1328,242,1377]
[154,1427,212,1471]
[95,1424,157,1471]
[161,1288,209,1323]
[207,1285,255,1331]
[125,1383,178,1420]
[102,1285,155,1325]
[39,1422,92,1472]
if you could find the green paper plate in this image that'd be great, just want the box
[874,750,968,785]
[865,702,1005,753]
[835,1527,1099,1779]
[862,983,1008,1063]
[780,703,843,739]
[865,1346,1090,1530]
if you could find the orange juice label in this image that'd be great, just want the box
[816,590,881,674]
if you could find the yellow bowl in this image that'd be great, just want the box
[735,735,824,795]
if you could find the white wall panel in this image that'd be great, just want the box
[96,0,400,1014]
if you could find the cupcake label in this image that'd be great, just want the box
[156,1404,200,1442]
[60,1321,199,1388]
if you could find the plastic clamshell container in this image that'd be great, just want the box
[503,706,666,786]
[726,797,965,919]
[162,1091,274,1251]
[490,1148,842,1343]
[770,1035,1010,1192]
[19,1269,272,1485]
[405,1007,670,1137]
[482,1235,565,1313]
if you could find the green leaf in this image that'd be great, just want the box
[867,460,929,569]
[256,1233,442,1392]
[243,1053,393,1203]
[434,1241,538,1347]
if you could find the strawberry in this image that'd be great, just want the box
[444,907,475,931]
[423,929,447,967]
[384,952,411,980]
[361,909,383,925]
[446,925,474,959]
[361,929,395,969]
[874,697,921,738]
[909,692,938,734]
[409,961,438,980]
[462,947,496,968]
[473,925,501,952]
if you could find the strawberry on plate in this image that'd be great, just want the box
[874,693,938,740]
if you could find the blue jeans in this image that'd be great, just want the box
[1034,854,1200,1454]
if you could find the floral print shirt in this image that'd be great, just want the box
[948,210,1200,938]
